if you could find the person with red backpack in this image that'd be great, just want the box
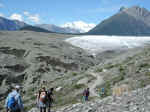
[37,87,47,112]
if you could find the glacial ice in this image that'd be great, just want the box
[66,35,150,53]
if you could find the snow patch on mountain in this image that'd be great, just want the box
[61,21,96,33]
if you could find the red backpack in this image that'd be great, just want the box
[39,91,47,103]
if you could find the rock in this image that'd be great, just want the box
[56,86,62,92]
[28,108,39,112]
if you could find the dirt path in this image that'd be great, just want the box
[88,72,104,97]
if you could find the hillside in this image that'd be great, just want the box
[1,31,150,112]
[29,41,150,112]
[20,26,54,33]
[0,31,100,111]
[88,6,150,36]
[36,24,81,34]
[0,17,28,30]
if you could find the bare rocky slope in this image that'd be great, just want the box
[1,31,150,112]
[0,31,103,111]
[29,44,150,112]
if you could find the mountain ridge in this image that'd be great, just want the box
[20,25,54,33]
[0,17,28,31]
[87,6,150,36]
[36,24,81,34]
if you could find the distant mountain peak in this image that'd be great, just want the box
[87,6,150,36]
[124,6,150,17]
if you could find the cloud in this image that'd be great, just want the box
[23,11,40,23]
[10,13,23,21]
[61,21,96,33]
[0,13,5,17]
[28,14,40,23]
[23,11,29,16]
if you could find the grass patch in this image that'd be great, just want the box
[73,84,85,89]
[30,95,36,100]
[112,74,125,85]
[95,68,103,72]
[119,65,125,72]
[105,64,115,69]
[72,72,78,76]
[26,87,35,96]
[140,80,146,88]
[104,63,121,70]
[139,63,150,68]
[145,72,150,77]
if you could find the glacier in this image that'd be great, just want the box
[65,35,150,54]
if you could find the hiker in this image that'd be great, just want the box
[99,88,105,97]
[82,89,86,101]
[5,85,24,112]
[85,88,90,101]
[83,88,90,101]
[37,87,47,112]
[47,88,54,112]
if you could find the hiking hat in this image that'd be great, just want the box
[15,85,20,89]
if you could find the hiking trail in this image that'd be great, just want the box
[88,72,104,97]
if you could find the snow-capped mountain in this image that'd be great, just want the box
[36,21,96,34]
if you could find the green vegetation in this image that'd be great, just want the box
[95,68,103,72]
[140,80,146,88]
[27,87,35,96]
[72,72,78,76]
[105,64,115,69]
[73,84,85,89]
[139,63,150,68]
[30,95,36,100]
[112,74,125,85]
[53,84,83,108]
[104,63,121,70]
[145,72,150,77]
[119,65,125,72]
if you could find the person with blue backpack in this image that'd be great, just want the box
[5,85,24,112]
[99,88,105,97]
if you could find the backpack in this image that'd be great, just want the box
[85,90,89,97]
[101,88,105,93]
[39,91,47,103]
[7,96,17,110]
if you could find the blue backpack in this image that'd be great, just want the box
[101,88,105,93]
[7,96,17,110]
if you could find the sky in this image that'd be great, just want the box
[0,0,149,31]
